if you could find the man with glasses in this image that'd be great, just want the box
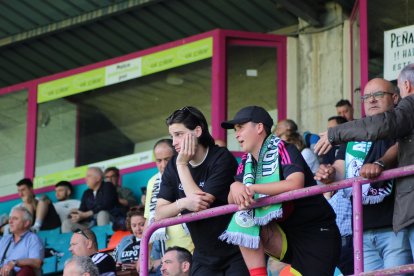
[104,167,138,210]
[315,78,412,272]
[69,228,116,276]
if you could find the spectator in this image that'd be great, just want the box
[13,178,61,233]
[156,106,248,275]
[64,256,99,276]
[160,246,192,276]
[335,99,354,121]
[0,206,44,276]
[314,64,414,258]
[315,78,412,272]
[321,116,348,165]
[69,228,116,276]
[275,119,320,174]
[114,207,161,273]
[67,167,125,231]
[221,106,340,275]
[53,181,81,233]
[144,139,194,254]
[104,167,138,209]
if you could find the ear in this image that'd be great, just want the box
[24,220,31,229]
[256,123,265,135]
[406,80,414,95]
[392,93,399,105]
[194,126,202,138]
[181,261,190,272]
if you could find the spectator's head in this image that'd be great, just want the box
[335,99,354,121]
[327,116,348,128]
[221,106,273,155]
[63,256,99,276]
[274,119,298,141]
[9,206,33,235]
[153,139,175,175]
[362,78,399,116]
[166,106,215,150]
[85,167,104,190]
[161,246,192,276]
[125,206,146,239]
[55,180,74,201]
[104,167,119,187]
[16,178,34,202]
[69,228,98,257]
[398,63,414,98]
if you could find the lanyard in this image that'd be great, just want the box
[0,238,13,266]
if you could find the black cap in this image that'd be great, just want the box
[221,106,274,129]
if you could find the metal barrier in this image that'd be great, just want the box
[139,164,414,276]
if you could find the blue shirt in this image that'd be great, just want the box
[329,189,352,237]
[0,231,44,272]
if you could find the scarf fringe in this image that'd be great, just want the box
[219,231,260,249]
[362,195,388,205]
[254,209,283,225]
[150,230,168,243]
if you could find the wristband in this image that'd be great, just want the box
[373,160,385,169]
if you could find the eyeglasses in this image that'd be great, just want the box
[360,91,394,102]
[166,106,200,125]
[75,228,89,240]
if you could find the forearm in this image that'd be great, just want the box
[16,258,42,269]
[378,143,398,169]
[177,164,203,195]
[251,180,303,196]
[155,199,183,220]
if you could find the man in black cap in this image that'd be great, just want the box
[220,106,340,276]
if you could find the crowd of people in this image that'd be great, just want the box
[2,64,414,275]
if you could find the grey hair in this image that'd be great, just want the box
[65,256,99,276]
[11,206,33,225]
[88,167,104,180]
[399,63,414,86]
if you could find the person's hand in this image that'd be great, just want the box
[183,191,214,212]
[121,262,136,270]
[176,133,197,166]
[0,261,15,276]
[360,163,384,179]
[229,182,255,209]
[314,131,333,155]
[314,164,336,184]
[70,210,84,223]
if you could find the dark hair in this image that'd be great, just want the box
[55,180,74,194]
[166,106,215,148]
[104,167,119,177]
[16,178,33,188]
[153,138,174,153]
[335,99,352,108]
[165,246,192,266]
[126,206,145,233]
[327,116,347,125]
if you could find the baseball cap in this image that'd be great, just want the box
[221,106,274,129]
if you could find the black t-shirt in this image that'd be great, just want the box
[235,141,336,230]
[158,145,243,267]
[336,140,395,230]
[90,252,116,275]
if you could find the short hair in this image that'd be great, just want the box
[153,138,174,153]
[11,206,33,225]
[327,116,347,125]
[16,178,33,188]
[104,167,119,177]
[399,63,414,86]
[335,99,352,108]
[165,246,192,267]
[75,228,98,250]
[166,106,215,148]
[88,167,104,180]
[65,256,99,276]
[126,206,145,233]
[55,180,73,194]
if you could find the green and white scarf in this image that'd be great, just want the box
[344,141,393,204]
[219,135,284,249]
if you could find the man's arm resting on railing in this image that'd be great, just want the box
[360,143,398,179]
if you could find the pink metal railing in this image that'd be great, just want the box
[139,164,414,276]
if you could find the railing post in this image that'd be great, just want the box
[352,180,364,274]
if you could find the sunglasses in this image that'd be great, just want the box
[165,106,200,125]
[75,228,90,240]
